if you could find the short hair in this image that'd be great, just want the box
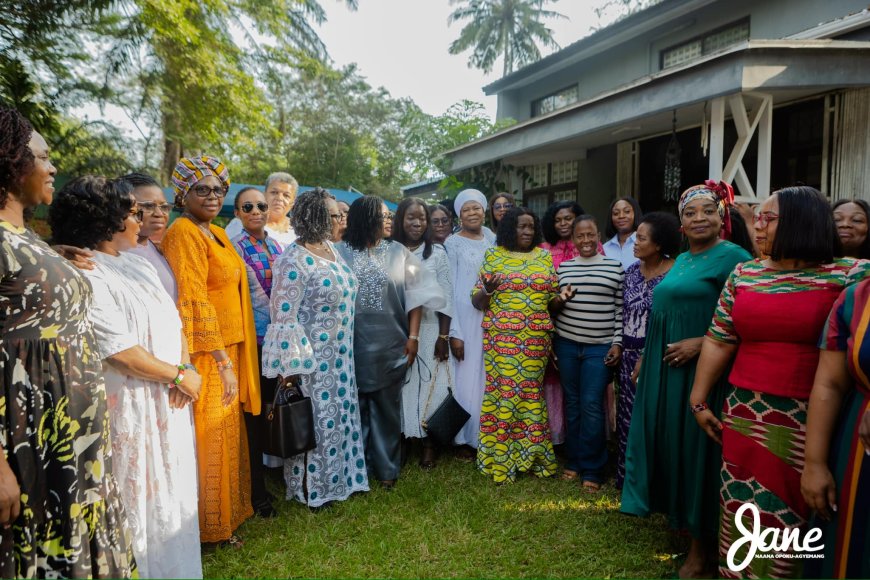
[496,206,542,251]
[265,172,298,193]
[120,171,159,189]
[0,108,35,209]
[233,186,263,210]
[769,186,837,264]
[438,197,457,220]
[291,187,333,244]
[343,195,385,250]
[604,196,643,240]
[639,211,681,259]
[572,214,599,230]
[392,197,433,259]
[832,198,870,259]
[489,191,516,228]
[49,176,134,249]
[542,200,585,245]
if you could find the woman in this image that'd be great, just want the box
[225,172,298,247]
[802,279,870,579]
[444,189,497,453]
[472,207,560,483]
[231,186,283,517]
[621,181,752,579]
[833,198,870,259]
[603,196,642,270]
[551,215,624,491]
[430,204,453,245]
[161,155,261,545]
[392,198,454,469]
[615,212,679,490]
[488,191,515,232]
[122,171,177,300]
[337,196,443,489]
[263,188,369,507]
[0,108,136,578]
[539,200,585,445]
[332,199,350,242]
[49,176,203,579]
[690,186,868,579]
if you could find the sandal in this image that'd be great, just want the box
[419,446,437,470]
[582,480,601,493]
[560,469,579,481]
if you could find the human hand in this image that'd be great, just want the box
[631,357,643,384]
[481,273,505,294]
[450,338,465,362]
[53,244,95,270]
[693,408,723,444]
[177,369,201,402]
[0,459,20,527]
[801,461,838,520]
[434,336,449,362]
[219,367,239,407]
[859,409,870,453]
[604,344,622,367]
[168,388,192,409]
[405,337,419,367]
[663,338,703,367]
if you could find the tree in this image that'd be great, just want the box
[447,0,565,76]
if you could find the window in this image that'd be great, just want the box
[522,161,580,214]
[662,19,750,69]
[531,85,579,117]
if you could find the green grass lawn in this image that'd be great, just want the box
[202,450,681,578]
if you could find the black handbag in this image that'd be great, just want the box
[420,362,470,447]
[263,380,317,458]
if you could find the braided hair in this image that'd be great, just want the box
[344,195,386,250]
[291,187,333,244]
[49,176,134,249]
[0,108,35,209]
[120,171,159,189]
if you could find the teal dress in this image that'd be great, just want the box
[620,240,751,539]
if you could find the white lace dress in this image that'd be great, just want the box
[401,244,454,438]
[85,251,201,580]
[443,231,495,447]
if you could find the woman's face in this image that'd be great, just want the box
[753,194,779,257]
[634,222,661,262]
[572,219,599,258]
[17,131,57,206]
[184,174,225,222]
[402,202,427,244]
[113,197,142,251]
[265,180,295,221]
[334,201,350,241]
[460,201,485,233]
[680,198,722,245]
[554,207,576,240]
[328,198,344,242]
[516,214,536,251]
[430,208,452,243]
[381,203,393,238]
[132,185,170,242]
[611,200,635,235]
[833,202,868,254]
[491,196,513,224]
[235,189,268,235]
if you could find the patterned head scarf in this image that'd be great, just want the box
[453,188,487,216]
[678,179,735,239]
[171,155,231,205]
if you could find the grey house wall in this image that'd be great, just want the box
[496,0,869,122]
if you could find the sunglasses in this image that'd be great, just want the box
[492,202,514,211]
[240,202,269,213]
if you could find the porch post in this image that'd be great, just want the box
[755,94,773,200]
[708,97,726,181]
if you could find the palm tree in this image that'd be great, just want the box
[448,0,565,77]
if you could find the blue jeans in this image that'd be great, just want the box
[553,336,611,483]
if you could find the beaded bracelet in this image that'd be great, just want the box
[171,365,186,388]
[690,401,709,414]
[216,358,233,371]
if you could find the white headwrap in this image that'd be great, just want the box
[453,188,487,216]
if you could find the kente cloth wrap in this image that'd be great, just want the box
[171,155,231,198]
[678,180,734,239]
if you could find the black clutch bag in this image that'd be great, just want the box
[420,362,470,447]
[263,380,317,459]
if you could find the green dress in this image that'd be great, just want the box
[620,240,751,539]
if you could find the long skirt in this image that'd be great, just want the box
[542,361,565,445]
[719,387,809,579]
[615,346,641,489]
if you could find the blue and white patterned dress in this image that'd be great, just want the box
[262,242,369,506]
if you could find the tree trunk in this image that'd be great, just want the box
[160,109,182,187]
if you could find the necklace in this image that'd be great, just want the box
[183,213,215,241]
[304,240,334,260]
[407,242,422,252]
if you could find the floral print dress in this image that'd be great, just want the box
[0,221,136,578]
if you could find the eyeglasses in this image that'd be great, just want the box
[138,201,172,215]
[492,202,514,211]
[331,212,347,222]
[189,184,228,198]
[431,217,451,227]
[382,212,394,221]
[240,202,268,213]
[754,212,779,227]
[129,207,143,223]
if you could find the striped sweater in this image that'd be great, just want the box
[555,253,624,345]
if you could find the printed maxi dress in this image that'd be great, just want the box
[475,246,559,483]
[0,221,137,578]
[262,242,369,507]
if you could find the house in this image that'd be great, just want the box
[445,0,870,221]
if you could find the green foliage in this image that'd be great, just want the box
[448,0,565,76]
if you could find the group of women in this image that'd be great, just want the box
[1,103,868,580]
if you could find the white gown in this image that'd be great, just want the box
[85,251,201,579]
[443,231,495,447]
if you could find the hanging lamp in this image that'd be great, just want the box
[663,110,682,203]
